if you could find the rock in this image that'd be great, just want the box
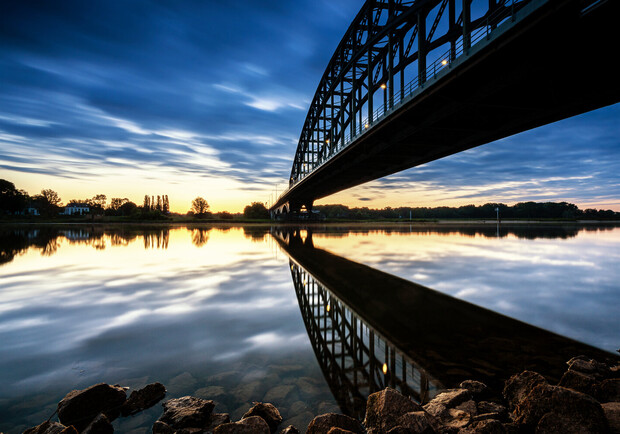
[297,377,321,398]
[458,419,505,433]
[120,382,166,416]
[327,429,356,434]
[567,356,610,379]
[242,402,282,433]
[459,381,490,401]
[364,388,423,434]
[152,421,175,434]
[168,372,198,394]
[442,408,471,429]
[232,381,263,403]
[57,383,127,432]
[596,378,620,403]
[82,413,113,434]
[476,402,507,421]
[603,402,620,434]
[158,396,215,429]
[281,411,314,433]
[290,400,311,415]
[213,415,270,434]
[558,369,596,395]
[514,383,608,432]
[280,425,300,434]
[23,421,78,434]
[396,411,436,433]
[423,401,448,418]
[205,413,231,433]
[428,389,472,409]
[455,400,477,416]
[263,385,295,403]
[502,371,547,411]
[307,413,363,434]
[195,386,227,400]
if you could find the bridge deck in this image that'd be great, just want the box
[274,0,620,213]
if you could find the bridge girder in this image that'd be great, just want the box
[290,0,511,184]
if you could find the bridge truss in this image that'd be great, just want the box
[290,261,441,417]
[290,0,531,187]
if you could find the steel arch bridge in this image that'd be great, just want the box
[270,0,619,217]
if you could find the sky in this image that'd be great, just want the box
[0,0,618,213]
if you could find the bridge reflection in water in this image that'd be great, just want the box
[273,227,618,417]
[291,262,441,418]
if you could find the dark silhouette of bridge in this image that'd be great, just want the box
[271,227,618,413]
[270,0,619,217]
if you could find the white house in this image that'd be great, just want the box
[64,202,90,216]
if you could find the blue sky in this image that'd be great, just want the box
[1,0,618,212]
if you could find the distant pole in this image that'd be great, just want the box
[409,209,412,221]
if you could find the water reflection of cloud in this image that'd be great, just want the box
[0,227,307,400]
[312,227,620,352]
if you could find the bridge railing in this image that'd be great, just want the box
[277,0,526,205]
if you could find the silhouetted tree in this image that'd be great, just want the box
[156,195,162,211]
[0,179,28,214]
[143,195,151,211]
[191,197,210,216]
[243,202,269,219]
[89,194,107,215]
[33,189,62,216]
[163,195,169,214]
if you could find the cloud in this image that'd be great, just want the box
[0,0,618,211]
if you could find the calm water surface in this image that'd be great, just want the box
[0,224,618,432]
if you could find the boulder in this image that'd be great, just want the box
[364,388,423,434]
[158,396,215,429]
[558,369,596,395]
[476,402,507,421]
[57,383,127,432]
[502,371,547,411]
[280,425,300,434]
[441,408,471,429]
[195,386,227,400]
[263,385,295,403]
[82,413,113,434]
[242,402,282,433]
[326,429,356,434]
[213,415,270,434]
[395,411,436,433]
[602,402,620,434]
[23,421,78,434]
[566,356,610,379]
[307,413,363,434]
[458,419,506,434]
[152,421,175,434]
[455,400,477,417]
[120,382,166,416]
[514,383,608,432]
[459,381,490,401]
[428,389,472,409]
[205,413,232,433]
[596,379,620,403]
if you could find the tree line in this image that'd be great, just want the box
[314,202,620,220]
[1,179,271,220]
[4,178,617,221]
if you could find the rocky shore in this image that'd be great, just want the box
[22,355,620,434]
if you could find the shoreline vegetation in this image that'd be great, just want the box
[2,179,620,225]
[22,355,620,433]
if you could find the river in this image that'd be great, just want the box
[0,223,618,432]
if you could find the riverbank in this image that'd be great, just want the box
[2,217,620,226]
[23,355,620,433]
